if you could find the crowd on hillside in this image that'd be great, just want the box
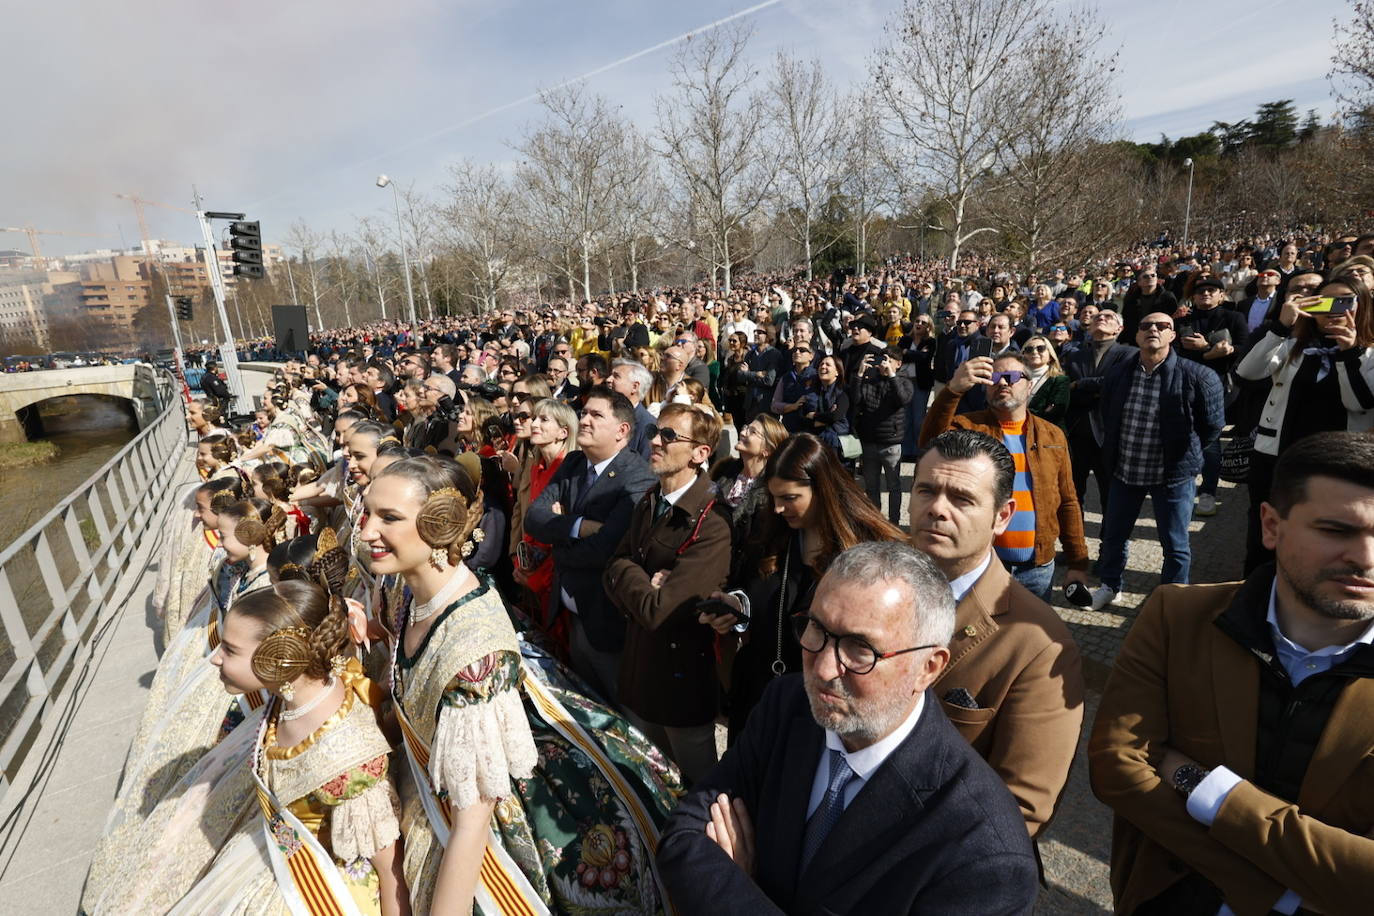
[91,227,1374,915]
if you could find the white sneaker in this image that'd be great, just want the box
[1089,586,1121,611]
[1195,493,1217,517]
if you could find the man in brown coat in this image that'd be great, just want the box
[921,351,1091,600]
[604,403,732,782]
[909,429,1085,837]
[1090,430,1374,915]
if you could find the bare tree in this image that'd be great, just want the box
[514,86,628,301]
[842,91,896,276]
[977,7,1125,271]
[1331,0,1374,118]
[283,220,326,329]
[354,216,391,320]
[873,0,1048,270]
[656,22,775,293]
[441,160,520,313]
[766,51,846,278]
[604,126,668,293]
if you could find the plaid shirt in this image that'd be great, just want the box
[1115,361,1165,486]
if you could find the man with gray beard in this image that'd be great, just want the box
[1091,430,1374,915]
[657,541,1037,915]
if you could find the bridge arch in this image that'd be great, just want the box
[0,365,166,443]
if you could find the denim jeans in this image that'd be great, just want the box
[903,388,931,457]
[1008,558,1055,601]
[1200,438,1221,497]
[1096,476,1197,592]
[862,441,904,525]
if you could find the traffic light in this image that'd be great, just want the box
[174,296,193,321]
[228,220,264,279]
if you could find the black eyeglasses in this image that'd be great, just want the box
[956,319,978,326]
[1139,321,1173,331]
[792,614,938,675]
[513,411,532,421]
[648,425,705,446]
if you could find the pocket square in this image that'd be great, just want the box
[943,687,981,709]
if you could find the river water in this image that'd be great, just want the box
[0,396,138,554]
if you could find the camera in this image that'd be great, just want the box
[432,394,462,423]
[483,413,514,442]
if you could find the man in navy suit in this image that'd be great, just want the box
[525,385,655,703]
[657,541,1038,915]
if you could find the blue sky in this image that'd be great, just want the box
[4,0,1347,256]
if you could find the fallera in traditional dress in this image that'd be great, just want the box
[390,576,683,914]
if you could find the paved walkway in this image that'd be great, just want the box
[0,446,1250,914]
[0,455,191,915]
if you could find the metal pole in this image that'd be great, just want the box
[1182,158,1195,249]
[390,184,418,327]
[195,198,250,414]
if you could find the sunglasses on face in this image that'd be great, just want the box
[956,319,978,326]
[990,370,1026,385]
[1050,325,1067,332]
[1023,345,1048,354]
[513,411,532,421]
[648,425,704,446]
[1139,321,1173,331]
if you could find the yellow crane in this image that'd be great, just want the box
[113,193,195,253]
[0,225,111,266]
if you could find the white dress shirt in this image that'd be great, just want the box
[949,552,994,603]
[806,693,926,819]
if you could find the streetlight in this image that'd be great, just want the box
[376,174,417,327]
[1182,157,1195,250]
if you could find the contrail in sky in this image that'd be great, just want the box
[250,0,784,207]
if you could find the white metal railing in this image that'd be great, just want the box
[0,370,184,802]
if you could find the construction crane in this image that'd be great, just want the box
[0,225,111,266]
[113,193,195,254]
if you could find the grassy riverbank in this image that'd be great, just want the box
[0,441,59,470]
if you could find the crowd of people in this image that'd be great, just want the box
[85,228,1374,914]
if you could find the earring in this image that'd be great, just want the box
[330,655,348,677]
[430,546,447,570]
[279,681,295,701]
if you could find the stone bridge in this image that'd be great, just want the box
[0,365,168,443]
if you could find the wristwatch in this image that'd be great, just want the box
[1172,763,1211,798]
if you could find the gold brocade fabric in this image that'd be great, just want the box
[394,582,528,906]
[93,667,398,915]
[84,562,270,910]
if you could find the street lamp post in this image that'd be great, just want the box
[1182,157,1196,250]
[376,175,418,327]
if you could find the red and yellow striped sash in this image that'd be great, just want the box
[254,786,348,916]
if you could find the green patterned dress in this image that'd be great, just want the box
[392,576,683,914]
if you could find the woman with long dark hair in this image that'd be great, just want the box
[703,433,906,739]
[1236,272,1374,571]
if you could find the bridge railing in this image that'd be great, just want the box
[0,369,186,802]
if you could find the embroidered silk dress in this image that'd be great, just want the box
[392,577,683,914]
[169,667,400,915]
[84,560,273,909]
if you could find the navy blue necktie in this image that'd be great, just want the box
[799,748,856,872]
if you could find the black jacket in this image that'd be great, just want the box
[1063,340,1139,441]
[524,447,656,651]
[851,371,913,445]
[657,675,1038,915]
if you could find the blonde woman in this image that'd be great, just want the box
[1022,334,1069,428]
